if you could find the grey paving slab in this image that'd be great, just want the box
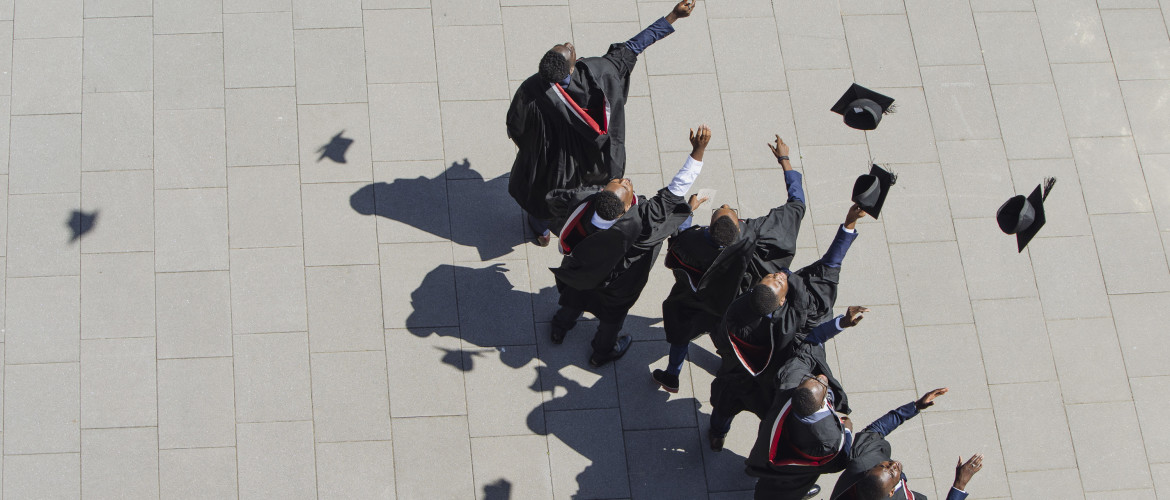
[502,6,571,82]
[1087,490,1158,500]
[1101,8,1170,80]
[1099,0,1161,7]
[1030,236,1113,320]
[1008,158,1094,237]
[225,87,299,166]
[237,421,318,500]
[154,0,221,34]
[440,100,515,179]
[843,390,933,482]
[392,415,476,499]
[80,252,155,339]
[794,143,869,224]
[13,0,81,38]
[155,271,233,358]
[3,453,80,499]
[83,17,152,93]
[568,0,635,23]
[454,261,535,345]
[683,150,740,228]
[921,409,1010,498]
[992,83,1072,160]
[814,221,901,307]
[294,0,360,28]
[435,25,508,101]
[614,340,697,430]
[234,332,314,422]
[720,92,798,171]
[80,337,156,429]
[3,362,79,454]
[970,0,1035,11]
[298,104,372,182]
[1008,469,1087,500]
[623,95,662,174]
[844,14,920,88]
[839,0,905,14]
[306,265,384,352]
[954,218,1038,300]
[1110,292,1170,377]
[81,427,159,500]
[6,192,80,277]
[83,0,151,17]
[1130,376,1170,463]
[227,165,303,248]
[294,27,367,104]
[1142,154,1170,231]
[432,0,501,25]
[81,91,154,172]
[534,321,621,411]
[155,188,229,272]
[834,305,916,393]
[302,182,380,266]
[157,357,236,449]
[316,440,397,500]
[1155,464,1170,500]
[464,346,544,436]
[364,8,436,84]
[774,0,849,71]
[1072,137,1153,215]
[545,408,630,500]
[1067,402,1153,492]
[311,350,393,441]
[153,33,224,110]
[471,435,554,500]
[709,17,784,92]
[1047,317,1133,404]
[1052,63,1132,138]
[879,163,954,244]
[369,83,444,162]
[866,88,939,164]
[224,0,290,11]
[11,37,82,115]
[1034,0,1112,64]
[155,108,227,189]
[224,12,295,88]
[0,97,9,173]
[637,1,715,75]
[989,381,1077,472]
[787,69,868,146]
[447,177,524,262]
[975,12,1053,84]
[733,167,818,250]
[79,170,153,253]
[370,160,451,244]
[906,324,991,410]
[10,114,81,194]
[380,242,457,329]
[972,297,1059,384]
[1091,213,1170,294]
[158,447,238,500]
[890,241,973,327]
[6,276,79,363]
[1121,79,1170,155]
[386,327,468,417]
[229,246,308,334]
[625,428,708,499]
[905,0,982,67]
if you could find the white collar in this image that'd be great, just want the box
[589,196,636,230]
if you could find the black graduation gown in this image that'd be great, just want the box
[829,432,928,500]
[507,43,639,220]
[550,186,691,323]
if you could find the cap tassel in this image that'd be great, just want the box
[883,103,897,115]
[1042,177,1056,201]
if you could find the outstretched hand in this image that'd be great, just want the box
[688,193,710,212]
[845,203,867,229]
[915,388,948,410]
[953,454,983,491]
[666,0,696,23]
[841,306,870,328]
[689,124,712,161]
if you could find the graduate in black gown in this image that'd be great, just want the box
[707,203,867,451]
[507,0,696,246]
[547,126,709,367]
[652,135,805,394]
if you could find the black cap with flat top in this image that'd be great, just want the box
[997,178,1056,252]
[831,83,895,131]
[851,164,897,218]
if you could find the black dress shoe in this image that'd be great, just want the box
[551,324,568,345]
[589,335,632,367]
[652,369,680,393]
[708,428,725,452]
[803,484,821,499]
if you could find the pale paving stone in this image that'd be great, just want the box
[223,12,295,88]
[6,193,80,277]
[386,327,468,417]
[844,14,920,88]
[306,265,384,352]
[625,428,708,498]
[568,0,636,23]
[775,2,849,71]
[1072,137,1153,214]
[921,409,1010,497]
[907,324,991,410]
[1009,158,1093,237]
[297,104,372,182]
[156,271,233,358]
[155,188,229,272]
[835,305,916,393]
[370,84,443,162]
[569,21,649,97]
[545,408,630,499]
[4,363,78,453]
[447,176,524,262]
[534,319,620,411]
[81,91,153,172]
[905,0,982,66]
[623,96,661,174]
[432,0,500,25]
[1086,490,1157,500]
[1052,63,1132,138]
[1121,79,1170,154]
[1101,9,1170,80]
[229,247,308,334]
[614,340,697,430]
[0,259,5,331]
[303,182,379,266]
[920,65,1001,142]
[364,0,427,8]
[1155,464,1170,500]
[81,427,159,500]
[370,161,451,244]
[83,17,152,93]
[1008,469,1086,500]
[225,87,299,166]
[972,297,1058,384]
[10,114,81,194]
[312,351,392,441]
[158,357,235,448]
[1048,317,1132,403]
[454,261,535,346]
[293,0,361,28]
[1029,236,1112,320]
[1110,292,1170,377]
[155,109,227,189]
[81,175,153,254]
[650,76,728,152]
[1132,376,1170,464]
[975,12,1052,84]
[440,100,515,179]
[3,453,80,499]
[154,0,220,34]
[992,84,1072,160]
[6,276,79,363]
[0,97,9,172]
[84,0,151,17]
[721,92,798,171]
[0,1,7,21]
[392,416,475,499]
[159,448,238,500]
[709,18,785,92]
[867,89,938,164]
[464,346,543,436]
[153,33,224,110]
[502,6,571,82]
[80,252,154,339]
[733,168,818,250]
[434,25,507,101]
[1067,402,1153,491]
[364,8,436,84]
[227,165,302,248]
[703,0,770,18]
[1091,213,1170,293]
[80,338,155,428]
[1099,0,1160,6]
[813,221,901,307]
[380,242,457,329]
[224,0,290,10]
[787,69,868,146]
[14,0,81,38]
[1145,155,1170,232]
[1034,0,1112,63]
[637,1,715,75]
[11,37,81,115]
[990,381,1077,472]
[234,332,313,422]
[237,421,317,500]
[294,28,367,104]
[839,0,904,14]
[890,241,973,327]
[316,441,396,500]
[472,435,554,499]
[954,218,1038,300]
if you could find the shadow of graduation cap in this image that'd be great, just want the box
[831,83,895,131]
[851,164,896,218]
[997,178,1056,252]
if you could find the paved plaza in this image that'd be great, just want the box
[0,0,1169,498]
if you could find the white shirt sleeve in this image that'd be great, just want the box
[667,155,703,197]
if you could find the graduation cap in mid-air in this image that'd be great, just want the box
[997,177,1056,252]
[831,83,895,131]
[851,165,897,218]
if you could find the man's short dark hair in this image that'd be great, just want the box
[855,470,890,500]
[710,215,740,247]
[791,386,822,417]
[539,50,571,83]
[594,191,626,221]
[749,283,781,316]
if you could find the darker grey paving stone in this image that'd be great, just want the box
[4,453,80,499]
[694,404,757,493]
[153,33,224,110]
[158,448,238,499]
[223,12,295,88]
[501,6,571,82]
[990,381,1077,472]
[545,408,630,499]
[1067,402,1153,492]
[83,17,152,93]
[454,262,535,347]
[1048,318,1133,404]
[392,415,475,499]
[81,427,159,499]
[975,12,1052,84]
[615,340,698,431]
[1034,0,1111,63]
[447,175,524,262]
[1008,469,1086,500]
[236,422,316,500]
[382,242,457,329]
[535,320,621,411]
[463,345,545,437]
[624,428,708,500]
[154,0,221,34]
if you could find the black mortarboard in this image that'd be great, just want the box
[851,165,896,218]
[997,178,1055,252]
[831,83,895,131]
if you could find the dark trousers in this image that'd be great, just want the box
[552,306,626,355]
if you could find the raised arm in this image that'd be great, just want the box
[803,306,869,345]
[767,135,804,205]
[862,388,948,437]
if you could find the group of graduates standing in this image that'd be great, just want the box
[506,2,986,498]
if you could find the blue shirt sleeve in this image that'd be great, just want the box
[625,17,675,54]
[821,224,858,268]
[862,401,919,437]
[783,169,805,205]
[804,315,844,345]
[946,486,969,500]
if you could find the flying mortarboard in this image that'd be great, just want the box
[851,164,897,218]
[831,83,895,131]
[997,178,1056,252]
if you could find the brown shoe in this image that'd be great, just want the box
[535,232,551,247]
